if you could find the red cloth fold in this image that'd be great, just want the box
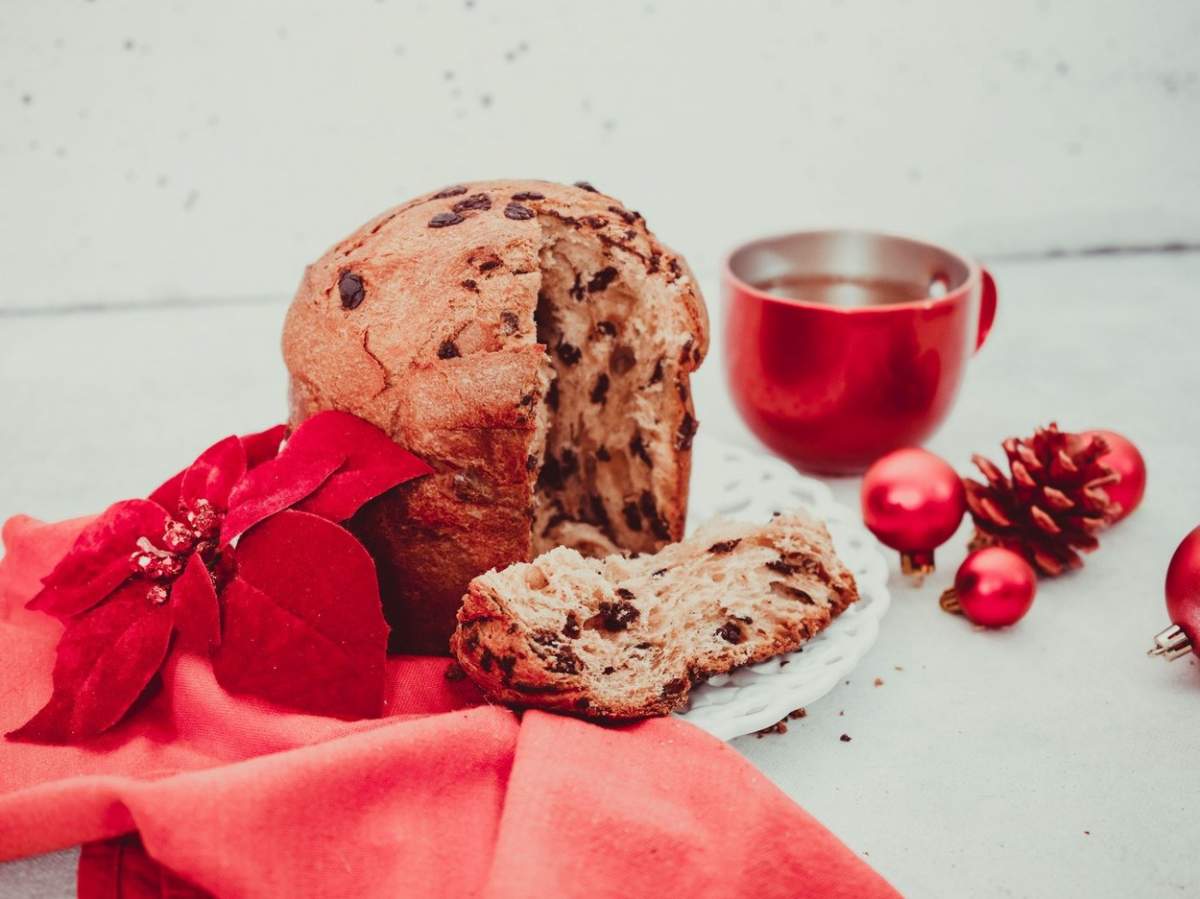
[0,515,898,899]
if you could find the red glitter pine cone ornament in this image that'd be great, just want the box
[963,424,1120,577]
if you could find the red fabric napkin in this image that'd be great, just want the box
[0,515,898,899]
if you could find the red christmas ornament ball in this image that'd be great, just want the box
[951,547,1037,628]
[861,448,966,576]
[1157,526,1200,659]
[1085,429,1146,522]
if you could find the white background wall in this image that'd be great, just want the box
[2,0,1198,312]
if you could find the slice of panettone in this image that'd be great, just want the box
[450,512,858,719]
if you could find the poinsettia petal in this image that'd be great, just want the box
[7,582,175,743]
[213,510,387,720]
[171,554,221,654]
[240,423,288,470]
[286,411,433,521]
[147,425,286,512]
[220,451,345,545]
[180,435,247,510]
[28,499,170,620]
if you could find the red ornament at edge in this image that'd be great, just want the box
[861,447,966,580]
[1151,526,1200,661]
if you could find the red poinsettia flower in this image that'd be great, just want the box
[8,411,432,745]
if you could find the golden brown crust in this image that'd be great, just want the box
[282,180,708,654]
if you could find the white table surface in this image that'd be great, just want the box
[2,253,1199,897]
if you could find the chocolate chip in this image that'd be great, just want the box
[433,185,468,199]
[497,655,517,680]
[574,180,599,193]
[504,202,535,220]
[595,320,617,337]
[563,611,581,639]
[652,567,668,577]
[511,190,544,201]
[610,345,636,375]
[677,381,689,401]
[649,358,664,385]
[596,445,611,462]
[556,340,582,366]
[560,448,579,479]
[648,252,662,273]
[525,454,538,471]
[590,373,610,405]
[586,494,611,529]
[587,266,619,293]
[662,678,687,696]
[461,278,479,291]
[717,621,745,644]
[429,211,464,228]
[500,311,520,334]
[708,539,741,554]
[766,559,799,576]
[478,258,502,271]
[453,193,491,212]
[675,413,698,451]
[437,339,461,359]
[607,205,640,225]
[669,258,683,279]
[639,491,672,541]
[550,646,582,674]
[337,271,365,310]
[583,215,608,229]
[546,379,560,411]
[629,432,652,466]
[599,600,639,631]
[480,649,495,672]
[569,273,585,302]
[616,587,635,600]
[840,734,852,743]
[603,666,616,675]
[622,502,643,531]
[538,453,564,491]
[574,697,590,710]
[518,392,535,407]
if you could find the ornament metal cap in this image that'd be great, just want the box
[1147,624,1191,661]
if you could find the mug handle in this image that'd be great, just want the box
[975,267,997,352]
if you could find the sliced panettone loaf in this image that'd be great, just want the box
[449,513,858,719]
[283,179,707,653]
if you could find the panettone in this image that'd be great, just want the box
[282,179,708,653]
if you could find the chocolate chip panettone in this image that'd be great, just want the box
[283,180,708,653]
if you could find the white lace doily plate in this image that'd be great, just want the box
[675,435,891,741]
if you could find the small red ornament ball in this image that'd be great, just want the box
[1085,429,1146,522]
[953,547,1037,628]
[861,448,966,575]
[1164,526,1200,654]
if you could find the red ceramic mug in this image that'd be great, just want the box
[723,230,997,475]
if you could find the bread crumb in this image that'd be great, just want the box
[894,665,904,671]
[839,733,852,742]
[788,708,807,720]
[874,677,884,687]
[755,720,789,738]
